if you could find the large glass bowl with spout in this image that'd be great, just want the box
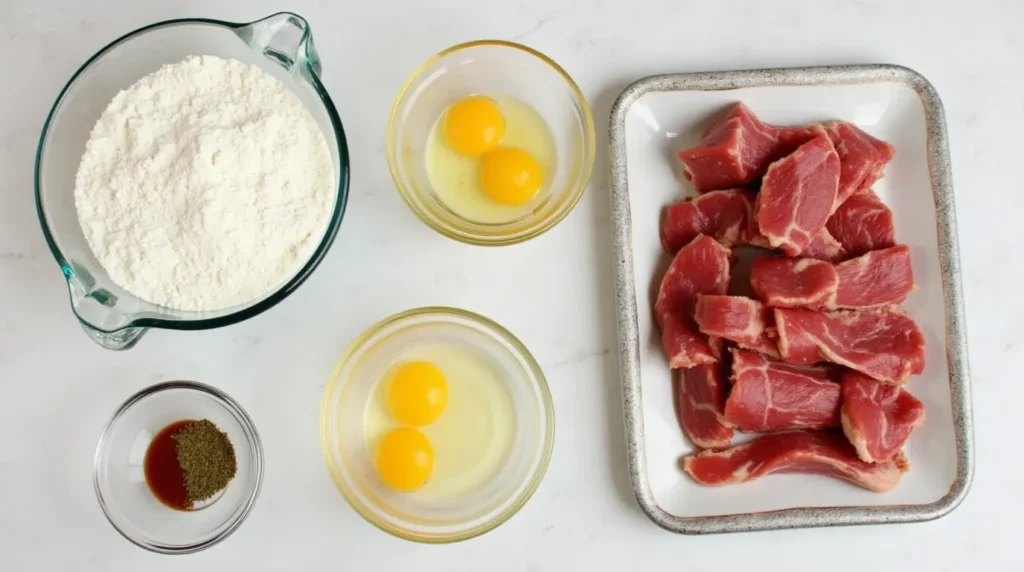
[34,12,350,350]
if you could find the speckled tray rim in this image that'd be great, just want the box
[608,64,975,535]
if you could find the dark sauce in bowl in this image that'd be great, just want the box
[144,420,196,511]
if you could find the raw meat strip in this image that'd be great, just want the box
[655,235,732,368]
[675,364,734,450]
[832,245,914,308]
[774,307,925,384]
[826,188,896,257]
[677,103,821,192]
[661,189,757,252]
[681,430,909,492]
[756,133,841,256]
[706,335,726,361]
[841,371,925,463]
[751,257,838,309]
[823,121,896,208]
[752,246,913,310]
[801,228,847,263]
[724,349,841,432]
[693,295,779,357]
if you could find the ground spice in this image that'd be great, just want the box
[172,419,238,504]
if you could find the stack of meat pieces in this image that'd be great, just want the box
[656,103,926,493]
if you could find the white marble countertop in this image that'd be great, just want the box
[1,0,1018,569]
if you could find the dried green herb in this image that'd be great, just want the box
[172,419,237,503]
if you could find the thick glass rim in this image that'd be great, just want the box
[34,12,351,333]
[319,306,556,543]
[386,39,596,246]
[93,380,265,554]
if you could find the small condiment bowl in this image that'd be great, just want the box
[93,381,264,554]
[320,307,555,542]
[387,40,596,245]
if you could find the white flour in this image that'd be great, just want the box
[74,55,335,311]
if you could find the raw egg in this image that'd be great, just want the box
[425,95,555,224]
[444,96,505,157]
[479,148,544,206]
[375,427,435,492]
[388,361,448,426]
[364,344,517,499]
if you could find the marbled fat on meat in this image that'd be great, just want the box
[681,430,909,492]
[655,235,732,368]
[724,349,841,432]
[801,228,847,263]
[823,121,896,209]
[676,363,734,450]
[751,257,838,309]
[693,295,779,357]
[826,188,896,257]
[774,307,925,384]
[751,246,913,310]
[756,133,841,255]
[677,103,821,192]
[841,371,925,462]
[661,189,758,253]
[832,245,914,309]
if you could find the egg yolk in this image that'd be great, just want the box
[444,96,505,156]
[388,361,448,426]
[478,148,544,206]
[375,427,434,492]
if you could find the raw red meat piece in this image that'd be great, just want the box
[746,232,773,249]
[655,235,732,368]
[801,228,847,263]
[675,364,734,450]
[677,103,821,192]
[752,246,914,310]
[661,189,757,252]
[841,371,925,462]
[751,257,837,309]
[832,245,914,308]
[724,349,840,432]
[774,307,925,384]
[823,121,896,208]
[707,335,726,361]
[681,430,909,492]
[756,133,841,256]
[693,295,779,357]
[826,188,896,257]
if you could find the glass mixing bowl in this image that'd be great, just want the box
[320,307,555,542]
[34,12,350,350]
[94,381,264,554]
[387,40,595,245]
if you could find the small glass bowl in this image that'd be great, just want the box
[320,307,555,542]
[93,381,264,554]
[387,40,595,245]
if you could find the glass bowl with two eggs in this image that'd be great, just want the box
[319,307,555,543]
[386,40,596,245]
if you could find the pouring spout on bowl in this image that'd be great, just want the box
[79,324,147,351]
[66,272,147,350]
[234,12,321,76]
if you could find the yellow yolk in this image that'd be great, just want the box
[364,343,518,499]
[426,95,555,224]
[387,361,448,426]
[478,148,544,206]
[375,427,435,492]
[443,96,505,156]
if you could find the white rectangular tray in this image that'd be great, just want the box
[608,65,974,534]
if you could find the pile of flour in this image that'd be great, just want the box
[74,55,335,311]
